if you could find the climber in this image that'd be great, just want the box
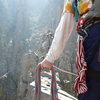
[39,0,100,100]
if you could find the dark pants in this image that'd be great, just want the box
[78,22,100,100]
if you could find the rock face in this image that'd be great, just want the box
[0,0,78,100]
[17,51,39,100]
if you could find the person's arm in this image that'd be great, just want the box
[44,12,75,63]
[40,0,75,70]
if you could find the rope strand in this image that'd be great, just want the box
[53,66,78,77]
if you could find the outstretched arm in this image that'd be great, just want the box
[40,1,75,70]
[44,12,75,63]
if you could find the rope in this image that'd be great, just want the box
[53,66,78,77]
[34,65,78,100]
[0,65,78,81]
[34,65,58,100]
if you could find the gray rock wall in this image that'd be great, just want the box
[0,0,78,99]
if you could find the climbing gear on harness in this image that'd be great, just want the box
[72,0,100,94]
[77,17,100,39]
[74,21,100,94]
[34,65,58,100]
[77,28,88,39]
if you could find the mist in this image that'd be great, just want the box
[0,0,77,100]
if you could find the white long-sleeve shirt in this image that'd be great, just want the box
[43,0,94,63]
[44,12,75,63]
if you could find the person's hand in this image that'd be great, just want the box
[39,60,54,70]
